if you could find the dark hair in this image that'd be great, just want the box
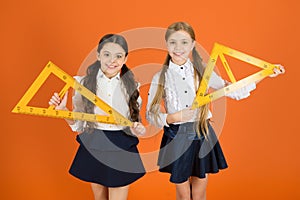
[81,34,140,131]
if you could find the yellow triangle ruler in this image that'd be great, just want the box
[192,43,281,108]
[12,61,132,126]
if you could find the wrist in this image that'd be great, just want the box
[59,106,68,111]
[166,114,172,124]
[166,112,178,124]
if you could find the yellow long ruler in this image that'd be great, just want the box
[12,61,132,126]
[192,43,281,108]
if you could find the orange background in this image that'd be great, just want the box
[1,0,300,199]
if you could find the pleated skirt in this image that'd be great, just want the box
[69,129,145,187]
[158,122,228,183]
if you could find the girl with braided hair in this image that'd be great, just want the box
[49,34,145,200]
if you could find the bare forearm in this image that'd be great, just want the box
[166,108,195,124]
[59,107,75,125]
[166,112,180,124]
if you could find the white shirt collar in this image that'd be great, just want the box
[169,58,193,73]
[97,68,121,81]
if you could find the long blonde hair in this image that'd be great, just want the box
[149,22,209,138]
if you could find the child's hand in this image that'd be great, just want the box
[179,108,196,122]
[167,108,196,124]
[48,91,68,110]
[269,64,285,77]
[130,122,146,136]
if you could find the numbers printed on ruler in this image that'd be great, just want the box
[12,43,282,124]
[192,43,280,109]
[11,61,132,126]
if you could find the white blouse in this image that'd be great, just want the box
[146,59,256,128]
[69,69,141,132]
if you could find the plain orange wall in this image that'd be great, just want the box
[1,0,300,199]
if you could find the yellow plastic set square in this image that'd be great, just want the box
[12,43,280,126]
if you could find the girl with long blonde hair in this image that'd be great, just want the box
[146,22,284,200]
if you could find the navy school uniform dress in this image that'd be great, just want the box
[148,59,255,184]
[69,128,145,187]
[158,122,228,184]
[69,74,145,187]
[146,59,231,184]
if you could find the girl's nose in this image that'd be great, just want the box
[110,56,117,63]
[174,44,181,50]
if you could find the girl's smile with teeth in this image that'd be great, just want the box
[166,30,195,66]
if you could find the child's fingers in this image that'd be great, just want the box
[180,108,195,121]
[132,122,138,129]
[135,123,146,135]
[274,68,281,74]
[131,122,146,135]
[48,92,62,106]
[51,93,60,101]
[273,64,285,75]
[49,98,59,106]
[277,65,285,74]
[54,92,60,98]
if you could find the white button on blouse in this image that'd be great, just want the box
[69,69,141,132]
[146,59,256,128]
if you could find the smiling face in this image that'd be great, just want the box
[98,42,127,78]
[166,30,195,66]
